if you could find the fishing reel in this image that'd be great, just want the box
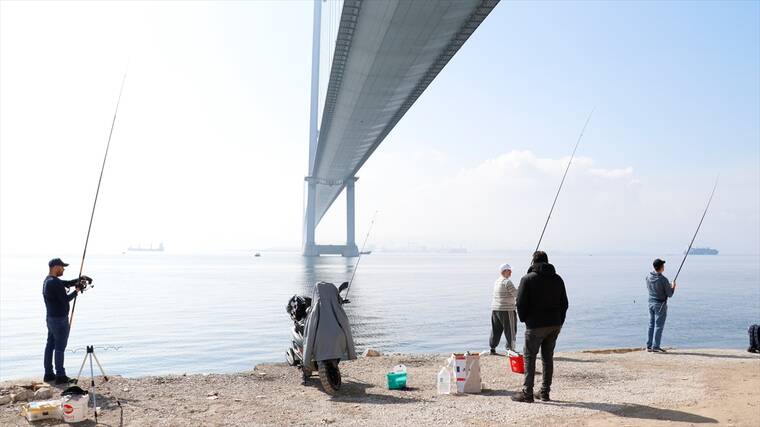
[76,275,94,292]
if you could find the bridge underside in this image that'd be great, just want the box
[305,0,499,256]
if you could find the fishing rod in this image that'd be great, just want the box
[344,210,378,300]
[69,72,128,327]
[534,108,595,254]
[673,175,719,284]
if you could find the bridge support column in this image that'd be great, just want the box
[302,176,360,257]
[344,178,359,257]
[303,178,318,257]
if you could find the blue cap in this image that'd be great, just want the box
[48,258,69,268]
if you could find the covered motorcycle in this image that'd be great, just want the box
[286,281,355,394]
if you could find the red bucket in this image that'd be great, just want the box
[508,351,525,374]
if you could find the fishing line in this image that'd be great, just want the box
[344,210,378,299]
[534,108,595,254]
[673,175,719,284]
[69,71,128,328]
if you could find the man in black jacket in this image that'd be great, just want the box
[512,251,569,403]
[42,258,92,384]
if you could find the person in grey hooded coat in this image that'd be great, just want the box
[302,282,357,367]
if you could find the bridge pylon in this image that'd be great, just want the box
[303,176,360,257]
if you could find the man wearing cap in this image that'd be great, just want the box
[42,258,92,384]
[489,263,517,355]
[646,258,676,353]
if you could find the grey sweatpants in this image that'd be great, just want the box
[490,310,517,350]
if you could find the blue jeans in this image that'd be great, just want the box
[44,316,70,376]
[647,301,667,349]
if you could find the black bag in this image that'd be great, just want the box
[749,325,760,352]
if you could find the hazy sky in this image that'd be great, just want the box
[1,0,758,256]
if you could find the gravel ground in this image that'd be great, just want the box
[1,348,758,426]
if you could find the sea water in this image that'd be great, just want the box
[1,252,758,380]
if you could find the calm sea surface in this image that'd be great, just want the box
[1,252,758,380]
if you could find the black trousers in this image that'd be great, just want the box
[523,325,562,394]
[489,310,517,350]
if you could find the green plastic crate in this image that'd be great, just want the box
[386,372,407,390]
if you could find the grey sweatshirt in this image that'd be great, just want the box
[646,271,674,302]
[491,277,517,311]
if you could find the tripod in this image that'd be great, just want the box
[74,345,122,424]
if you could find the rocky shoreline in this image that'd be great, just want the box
[2,348,758,426]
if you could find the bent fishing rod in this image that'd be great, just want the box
[344,210,378,300]
[672,176,719,284]
[534,108,595,254]
[69,72,128,327]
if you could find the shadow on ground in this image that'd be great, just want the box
[554,356,601,364]
[302,376,420,404]
[666,351,758,360]
[29,419,117,427]
[480,388,517,397]
[552,400,718,424]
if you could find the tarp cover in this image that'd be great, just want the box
[302,282,357,363]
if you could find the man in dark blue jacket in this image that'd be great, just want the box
[42,258,91,384]
[512,251,569,403]
[646,258,676,353]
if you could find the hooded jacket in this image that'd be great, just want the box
[516,262,569,329]
[646,271,674,302]
[302,282,357,363]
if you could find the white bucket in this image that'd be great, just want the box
[61,393,88,423]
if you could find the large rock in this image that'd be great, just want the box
[0,395,11,405]
[11,389,33,403]
[33,387,52,400]
[362,349,383,357]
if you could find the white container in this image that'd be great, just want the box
[437,367,452,394]
[392,364,409,384]
[22,399,61,421]
[452,354,467,394]
[61,394,88,423]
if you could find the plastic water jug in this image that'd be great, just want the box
[437,366,452,394]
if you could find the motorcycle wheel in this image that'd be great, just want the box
[317,360,341,395]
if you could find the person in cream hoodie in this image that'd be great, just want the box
[489,263,517,354]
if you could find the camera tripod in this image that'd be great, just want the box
[74,345,122,424]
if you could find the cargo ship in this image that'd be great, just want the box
[686,247,718,255]
[127,242,164,252]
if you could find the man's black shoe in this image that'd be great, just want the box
[652,347,667,353]
[534,390,551,401]
[55,375,74,385]
[646,347,653,352]
[43,373,56,383]
[490,348,497,355]
[511,391,534,403]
